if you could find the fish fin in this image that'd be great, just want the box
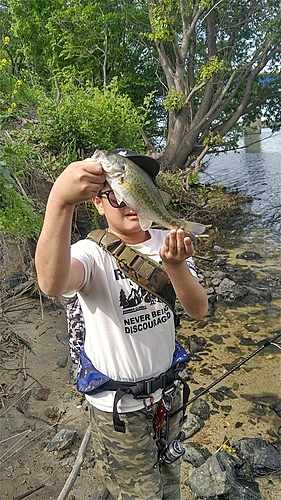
[113,189,124,205]
[138,215,153,231]
[91,150,112,171]
[183,221,206,235]
[159,190,172,206]
[91,150,100,159]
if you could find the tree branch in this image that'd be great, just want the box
[56,424,91,500]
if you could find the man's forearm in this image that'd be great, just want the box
[35,197,75,296]
[163,261,208,320]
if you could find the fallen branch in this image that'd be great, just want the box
[0,415,70,465]
[22,344,27,380]
[0,429,32,464]
[57,424,91,500]
[0,429,30,445]
[1,397,12,430]
[1,312,33,351]
[38,288,44,321]
[12,483,45,500]
[0,383,35,418]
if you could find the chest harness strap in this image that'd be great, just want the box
[87,229,176,311]
[79,229,190,434]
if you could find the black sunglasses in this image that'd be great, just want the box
[98,189,127,209]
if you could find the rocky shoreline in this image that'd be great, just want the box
[1,190,280,499]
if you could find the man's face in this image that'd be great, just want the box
[93,184,146,241]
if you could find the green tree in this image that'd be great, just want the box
[7,0,160,136]
[143,0,281,171]
[8,0,59,82]
[5,0,281,171]
[7,1,154,99]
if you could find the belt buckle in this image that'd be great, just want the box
[162,384,176,409]
[145,379,153,395]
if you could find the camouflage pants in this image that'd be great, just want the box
[89,386,183,500]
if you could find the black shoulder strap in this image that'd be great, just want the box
[87,229,176,311]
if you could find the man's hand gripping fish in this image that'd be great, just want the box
[91,150,206,238]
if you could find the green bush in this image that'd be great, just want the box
[0,58,42,119]
[0,178,42,238]
[157,170,185,206]
[0,143,42,238]
[37,79,147,160]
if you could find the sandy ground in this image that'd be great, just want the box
[0,287,280,500]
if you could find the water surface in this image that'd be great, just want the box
[200,128,281,264]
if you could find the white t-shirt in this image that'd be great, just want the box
[70,229,197,413]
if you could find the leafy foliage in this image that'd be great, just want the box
[36,79,149,160]
[0,0,280,241]
[0,143,42,237]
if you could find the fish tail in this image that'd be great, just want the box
[182,220,206,235]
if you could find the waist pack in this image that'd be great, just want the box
[77,341,190,433]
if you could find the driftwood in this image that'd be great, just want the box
[12,484,45,500]
[56,424,91,500]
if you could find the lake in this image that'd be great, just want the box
[181,129,281,499]
[200,128,281,265]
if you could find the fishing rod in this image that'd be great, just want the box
[186,331,281,407]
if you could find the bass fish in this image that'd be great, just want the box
[91,150,206,235]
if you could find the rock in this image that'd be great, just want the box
[187,335,206,353]
[189,354,203,362]
[183,441,211,467]
[270,400,281,417]
[210,390,225,402]
[245,323,260,333]
[213,245,229,254]
[185,450,237,496]
[250,403,267,416]
[189,398,210,421]
[210,270,226,280]
[182,413,204,438]
[19,421,32,431]
[5,272,28,291]
[213,258,227,267]
[57,355,68,368]
[240,337,256,346]
[216,278,247,301]
[45,428,75,452]
[63,392,73,402]
[44,407,60,419]
[33,387,50,401]
[4,465,14,477]
[226,345,242,354]
[234,437,281,477]
[185,450,261,499]
[210,386,238,402]
[240,393,279,406]
[272,439,281,452]
[217,386,238,399]
[56,333,69,346]
[212,277,222,286]
[210,334,224,344]
[221,405,232,414]
[236,251,265,262]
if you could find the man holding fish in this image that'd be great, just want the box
[35,149,208,499]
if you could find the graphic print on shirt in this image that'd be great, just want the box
[114,267,172,335]
[114,267,162,313]
[119,283,159,310]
